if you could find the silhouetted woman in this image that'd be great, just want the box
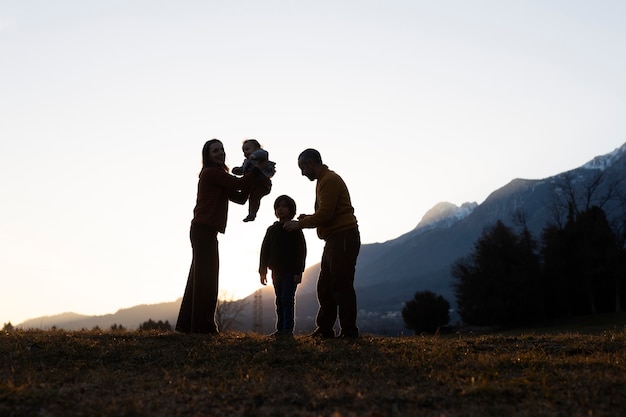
[176,139,255,334]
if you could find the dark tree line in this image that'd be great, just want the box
[541,206,624,318]
[453,205,626,327]
[138,319,172,331]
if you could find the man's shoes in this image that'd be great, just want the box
[309,328,335,339]
[243,215,256,222]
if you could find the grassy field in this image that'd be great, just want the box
[1,321,625,417]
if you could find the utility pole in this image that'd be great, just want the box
[253,288,263,333]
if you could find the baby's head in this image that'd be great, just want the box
[242,139,262,158]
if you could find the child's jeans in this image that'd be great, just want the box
[273,271,298,334]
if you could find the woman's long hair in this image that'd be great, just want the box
[202,139,228,171]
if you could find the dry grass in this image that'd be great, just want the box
[1,326,625,417]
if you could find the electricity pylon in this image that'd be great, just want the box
[253,288,263,333]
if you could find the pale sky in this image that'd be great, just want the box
[1,1,625,326]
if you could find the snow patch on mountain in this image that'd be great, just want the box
[414,201,478,233]
[582,143,626,171]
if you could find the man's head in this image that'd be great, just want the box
[298,148,322,181]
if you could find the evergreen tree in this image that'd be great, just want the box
[541,224,576,318]
[401,291,450,334]
[453,220,542,327]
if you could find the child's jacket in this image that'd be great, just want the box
[259,221,307,276]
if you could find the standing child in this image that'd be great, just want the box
[232,139,276,222]
[259,195,307,337]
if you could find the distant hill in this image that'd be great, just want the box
[19,300,182,331]
[19,143,626,335]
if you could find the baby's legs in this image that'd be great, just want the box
[243,181,271,222]
[244,196,261,222]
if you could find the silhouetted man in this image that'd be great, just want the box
[284,149,360,338]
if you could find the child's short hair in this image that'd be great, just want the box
[243,138,262,149]
[274,195,297,219]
